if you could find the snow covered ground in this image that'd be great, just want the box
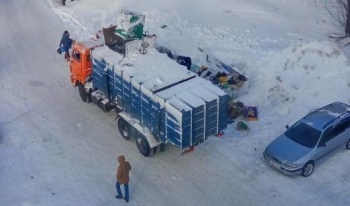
[1,0,350,205]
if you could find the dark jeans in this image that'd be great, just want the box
[64,49,70,59]
[116,181,129,201]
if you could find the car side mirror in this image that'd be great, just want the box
[286,125,289,129]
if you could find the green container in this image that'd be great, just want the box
[115,10,145,40]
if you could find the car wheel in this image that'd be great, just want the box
[346,138,350,149]
[302,161,314,177]
[118,118,131,141]
[135,134,151,157]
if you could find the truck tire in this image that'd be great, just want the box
[136,134,152,157]
[118,118,131,141]
[78,83,87,102]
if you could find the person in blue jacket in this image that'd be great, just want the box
[59,30,72,60]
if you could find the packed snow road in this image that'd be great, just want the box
[0,1,255,205]
[0,1,349,206]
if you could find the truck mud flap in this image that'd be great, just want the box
[91,91,115,112]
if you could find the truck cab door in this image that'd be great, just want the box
[70,49,82,85]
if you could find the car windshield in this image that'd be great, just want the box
[285,121,321,148]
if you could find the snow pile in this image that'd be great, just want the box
[244,41,350,116]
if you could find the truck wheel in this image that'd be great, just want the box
[118,118,131,141]
[136,134,152,157]
[78,83,87,102]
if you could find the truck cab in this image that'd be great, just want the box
[70,42,93,86]
[69,39,104,102]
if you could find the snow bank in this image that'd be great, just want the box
[243,41,350,116]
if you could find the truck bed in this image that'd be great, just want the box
[91,46,228,148]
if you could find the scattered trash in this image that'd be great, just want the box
[228,100,245,119]
[181,146,194,156]
[155,44,249,100]
[244,106,258,121]
[236,121,250,131]
[215,131,225,137]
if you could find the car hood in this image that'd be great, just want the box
[266,134,312,163]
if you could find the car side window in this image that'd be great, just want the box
[320,129,335,146]
[320,117,350,147]
[333,117,350,136]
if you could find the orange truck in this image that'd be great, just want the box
[69,38,103,104]
[67,10,228,157]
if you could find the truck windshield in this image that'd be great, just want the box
[285,121,321,148]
